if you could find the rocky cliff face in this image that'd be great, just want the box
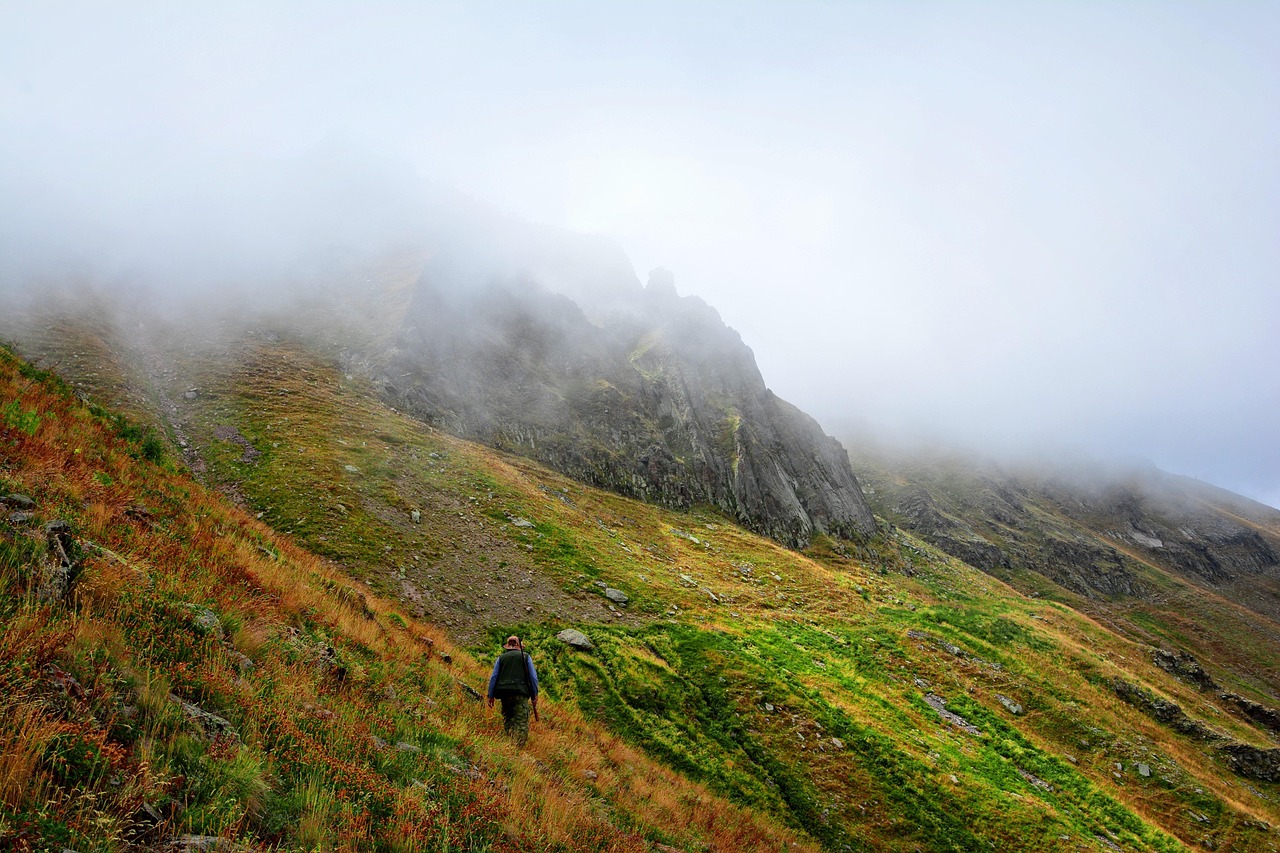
[850,443,1280,621]
[379,259,875,548]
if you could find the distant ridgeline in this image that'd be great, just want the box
[379,256,875,549]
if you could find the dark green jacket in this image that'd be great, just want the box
[488,649,538,699]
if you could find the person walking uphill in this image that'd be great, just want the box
[487,635,539,746]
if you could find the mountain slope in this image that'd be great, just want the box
[378,256,875,549]
[5,323,1280,850]
[0,344,816,852]
[847,441,1280,705]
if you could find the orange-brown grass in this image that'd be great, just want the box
[0,345,814,851]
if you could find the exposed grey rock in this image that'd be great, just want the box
[1219,692,1280,734]
[454,679,482,701]
[38,520,81,604]
[1152,648,1218,691]
[184,605,223,638]
[410,509,421,523]
[997,694,1023,715]
[44,664,85,699]
[227,651,254,673]
[1219,744,1280,782]
[603,587,628,604]
[123,801,165,842]
[211,425,260,465]
[384,264,876,549]
[169,695,238,742]
[509,516,534,528]
[923,693,981,735]
[7,510,35,525]
[1138,763,1152,777]
[556,628,595,651]
[396,741,421,753]
[1017,768,1053,791]
[1110,678,1222,741]
[2,493,35,509]
[168,835,248,852]
[343,464,361,474]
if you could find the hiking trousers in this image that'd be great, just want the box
[500,695,531,747]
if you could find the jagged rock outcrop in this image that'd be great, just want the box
[382,261,874,548]
[852,445,1280,621]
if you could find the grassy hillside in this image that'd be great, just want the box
[847,445,1280,707]
[0,345,815,852]
[5,324,1280,851]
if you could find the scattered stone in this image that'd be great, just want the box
[604,588,629,604]
[184,605,223,638]
[556,629,595,651]
[923,694,982,735]
[344,464,361,474]
[396,742,422,753]
[509,516,534,528]
[1219,744,1280,782]
[169,695,238,742]
[2,493,35,509]
[700,587,720,603]
[1152,648,1218,691]
[997,694,1023,715]
[830,737,845,750]
[7,510,35,525]
[678,573,696,586]
[1219,692,1280,735]
[227,651,254,674]
[1138,763,1151,777]
[168,836,248,853]
[448,762,483,780]
[38,520,81,604]
[411,509,421,524]
[43,664,86,699]
[1111,678,1222,741]
[582,769,598,781]
[454,679,482,702]
[1017,768,1053,792]
[370,736,388,749]
[123,801,165,841]
[949,774,960,784]
[211,425,261,465]
[763,703,775,713]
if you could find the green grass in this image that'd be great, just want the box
[7,332,1280,852]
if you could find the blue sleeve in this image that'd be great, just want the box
[487,659,500,699]
[526,657,539,699]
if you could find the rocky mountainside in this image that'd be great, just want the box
[847,439,1280,698]
[378,258,874,548]
[0,183,875,552]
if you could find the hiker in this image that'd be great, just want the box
[487,635,539,746]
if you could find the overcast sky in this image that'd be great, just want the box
[2,2,1278,507]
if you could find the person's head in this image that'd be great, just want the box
[504,635,521,650]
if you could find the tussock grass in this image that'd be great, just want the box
[0,344,815,852]
[6,331,1280,852]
